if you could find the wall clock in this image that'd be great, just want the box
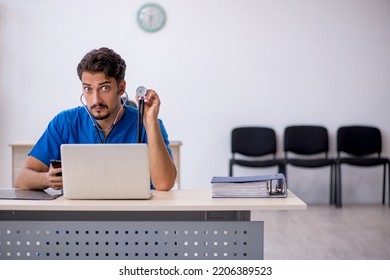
[137,3,166,32]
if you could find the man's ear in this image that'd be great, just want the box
[118,80,126,95]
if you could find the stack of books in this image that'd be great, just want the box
[211,173,287,198]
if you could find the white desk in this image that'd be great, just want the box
[0,189,306,260]
[0,189,306,212]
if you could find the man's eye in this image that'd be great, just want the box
[102,86,110,91]
[84,87,92,93]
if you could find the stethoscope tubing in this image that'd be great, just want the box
[80,91,129,144]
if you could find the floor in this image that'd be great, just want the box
[252,204,390,260]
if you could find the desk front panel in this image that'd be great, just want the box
[0,220,263,260]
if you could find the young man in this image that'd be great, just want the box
[15,47,176,191]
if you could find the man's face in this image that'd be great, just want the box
[81,72,125,121]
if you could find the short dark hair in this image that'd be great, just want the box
[77,47,126,84]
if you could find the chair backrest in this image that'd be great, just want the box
[284,125,329,155]
[337,125,382,157]
[231,127,277,157]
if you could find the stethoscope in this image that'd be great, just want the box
[80,87,147,144]
[136,86,147,143]
[80,91,129,144]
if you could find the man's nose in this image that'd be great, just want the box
[91,91,103,104]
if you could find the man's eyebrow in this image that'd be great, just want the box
[82,80,112,86]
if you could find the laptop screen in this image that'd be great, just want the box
[60,144,151,200]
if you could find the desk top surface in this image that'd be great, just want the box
[0,189,306,211]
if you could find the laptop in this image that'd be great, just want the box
[60,144,152,200]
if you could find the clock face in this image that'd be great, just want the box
[137,3,166,32]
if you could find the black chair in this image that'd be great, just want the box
[283,125,336,204]
[336,125,390,208]
[229,127,285,176]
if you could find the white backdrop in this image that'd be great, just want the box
[0,0,389,204]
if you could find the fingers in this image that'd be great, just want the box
[48,168,63,190]
[135,88,161,123]
[50,181,63,190]
[134,89,160,112]
[144,89,159,103]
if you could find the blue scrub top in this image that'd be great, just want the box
[29,106,172,167]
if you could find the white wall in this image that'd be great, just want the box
[1,0,389,204]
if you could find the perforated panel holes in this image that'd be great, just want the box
[1,222,261,259]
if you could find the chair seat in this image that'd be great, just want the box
[339,157,389,167]
[286,158,334,168]
[283,125,335,205]
[336,125,390,208]
[231,159,282,168]
[229,126,285,176]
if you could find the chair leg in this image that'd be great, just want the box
[330,164,335,205]
[279,161,286,176]
[388,163,390,207]
[229,162,233,177]
[383,164,386,205]
[336,163,342,208]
